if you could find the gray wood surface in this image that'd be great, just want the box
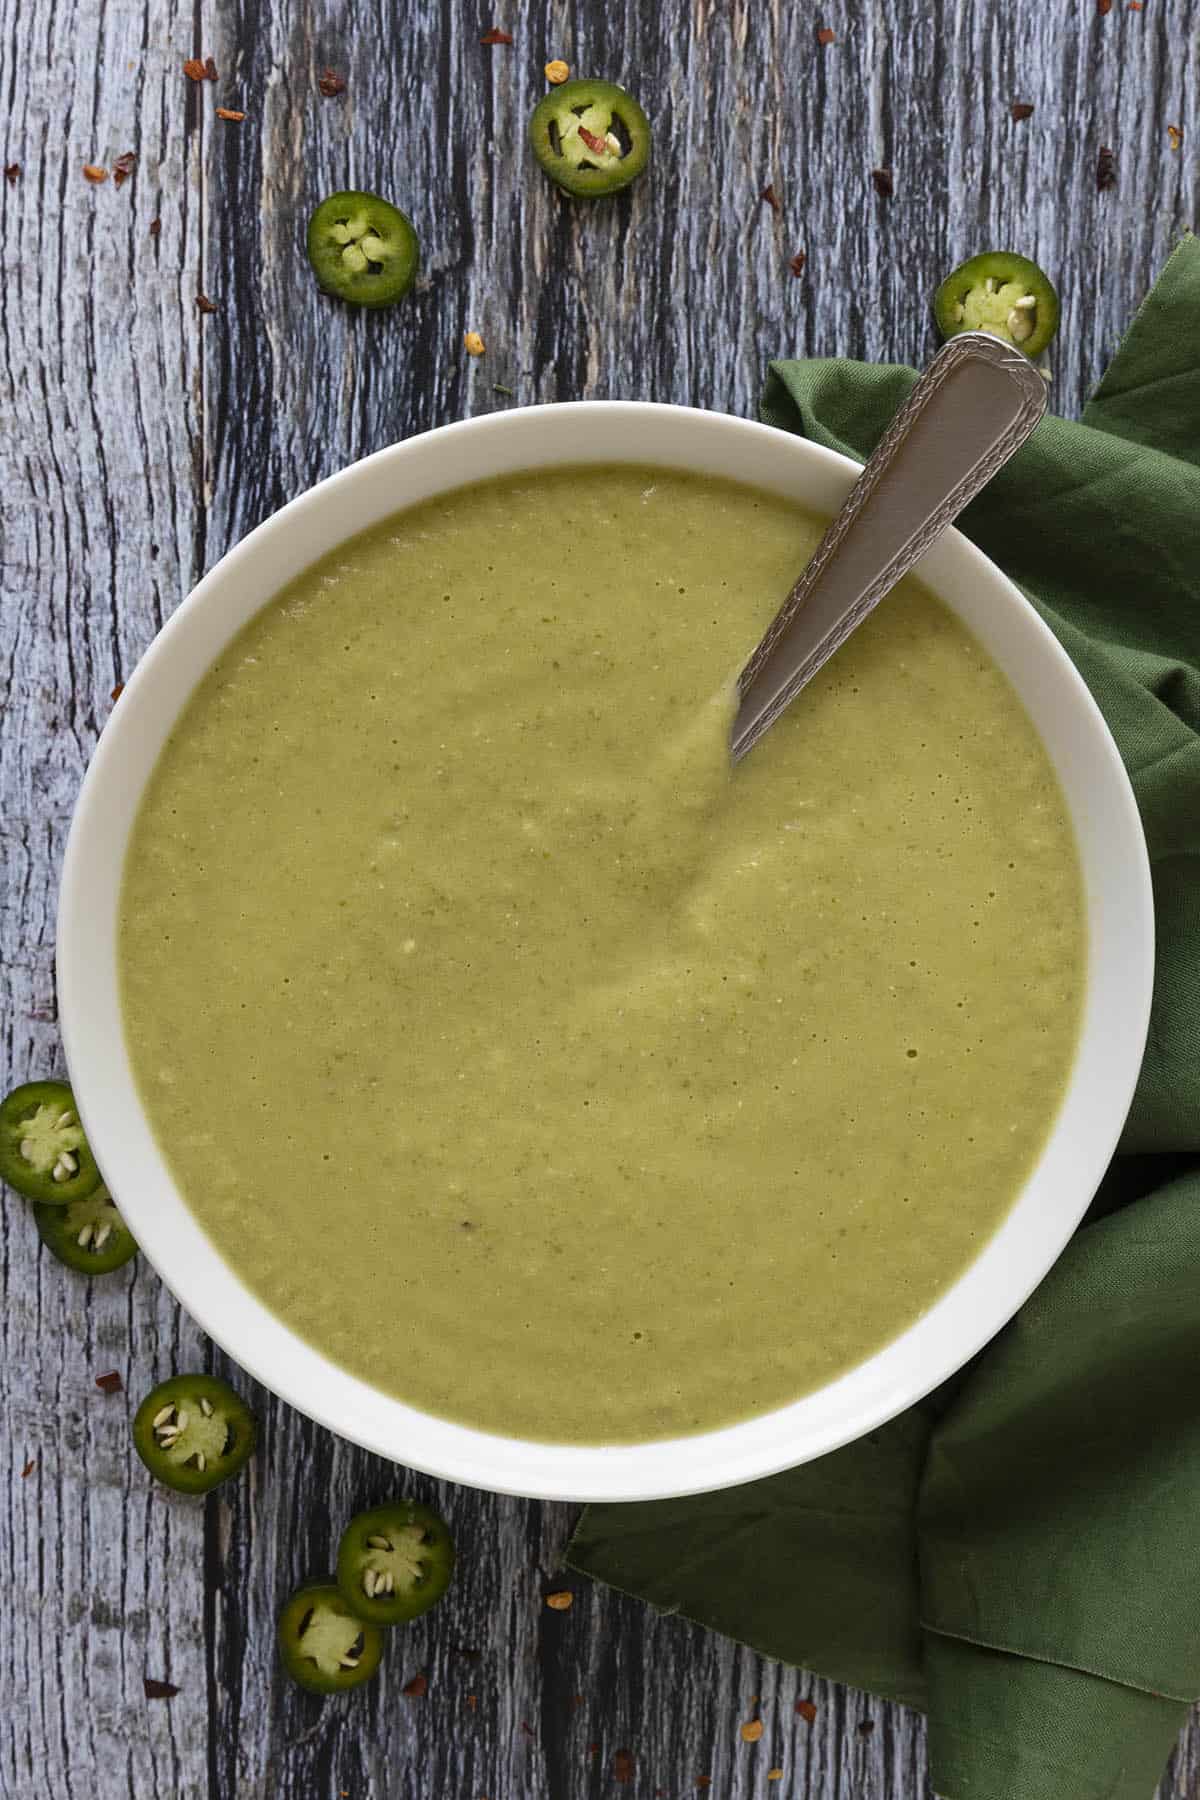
[2,0,1197,1794]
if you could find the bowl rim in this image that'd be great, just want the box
[57,400,1154,1503]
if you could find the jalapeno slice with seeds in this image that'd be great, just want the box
[306,189,420,308]
[278,1581,385,1694]
[529,78,650,197]
[337,1500,455,1626]
[934,252,1059,358]
[0,1080,101,1205]
[132,1373,257,1494]
[34,1184,137,1274]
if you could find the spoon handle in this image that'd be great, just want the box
[731,331,1047,763]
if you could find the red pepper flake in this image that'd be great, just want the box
[215,108,246,121]
[1097,0,1112,11]
[817,26,836,44]
[480,27,514,44]
[402,1673,428,1698]
[112,151,137,188]
[871,167,894,197]
[196,293,219,315]
[144,1677,180,1699]
[1168,123,1183,150]
[614,1748,635,1784]
[795,1699,818,1723]
[571,1693,583,1707]
[82,164,109,184]
[1097,145,1116,190]
[111,684,125,703]
[5,162,20,185]
[519,1720,535,1737]
[21,1456,37,1477]
[577,125,608,155]
[466,1693,478,1710]
[1128,2,1142,9]
[317,67,347,97]
[95,1371,123,1394]
[789,250,807,278]
[149,217,161,237]
[203,56,218,80]
[1010,102,1034,122]
[183,58,207,81]
[760,183,781,212]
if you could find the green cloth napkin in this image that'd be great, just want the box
[570,238,1200,1800]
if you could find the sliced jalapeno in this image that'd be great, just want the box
[0,1080,101,1205]
[34,1184,137,1274]
[336,1500,455,1627]
[529,78,650,197]
[934,252,1059,358]
[278,1581,385,1694]
[306,190,419,308]
[132,1373,257,1494]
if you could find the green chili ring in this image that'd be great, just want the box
[306,190,420,309]
[278,1581,385,1694]
[529,78,650,197]
[934,251,1059,358]
[0,1080,102,1204]
[336,1499,456,1626]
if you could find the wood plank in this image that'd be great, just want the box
[0,2,212,1796]
[1,0,1197,1792]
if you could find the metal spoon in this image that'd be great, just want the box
[731,330,1047,763]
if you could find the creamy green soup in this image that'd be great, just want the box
[120,465,1085,1443]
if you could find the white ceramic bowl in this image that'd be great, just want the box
[57,402,1153,1503]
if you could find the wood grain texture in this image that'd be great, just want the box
[2,0,1197,1794]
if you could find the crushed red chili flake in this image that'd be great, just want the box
[149,217,161,237]
[215,108,246,121]
[1010,102,1034,122]
[183,58,207,81]
[871,167,894,197]
[817,25,836,44]
[113,151,137,187]
[204,56,218,79]
[1097,0,1112,11]
[519,1720,535,1737]
[1097,145,1116,190]
[696,1780,712,1791]
[571,1694,583,1707]
[577,125,608,155]
[196,293,219,314]
[111,684,125,703]
[21,1457,37,1477]
[95,1371,123,1394]
[789,250,807,278]
[1128,3,1142,9]
[466,1694,478,1710]
[82,165,109,184]
[480,27,514,44]
[795,1699,818,1723]
[144,1677,180,1699]
[402,1673,428,1698]
[614,1748,635,1784]
[1168,123,1183,150]
[760,183,781,212]
[5,162,20,185]
[318,67,347,97]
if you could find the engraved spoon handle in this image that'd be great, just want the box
[731,331,1047,763]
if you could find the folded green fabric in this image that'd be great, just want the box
[570,238,1200,1800]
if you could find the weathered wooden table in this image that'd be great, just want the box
[3,0,1197,1793]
